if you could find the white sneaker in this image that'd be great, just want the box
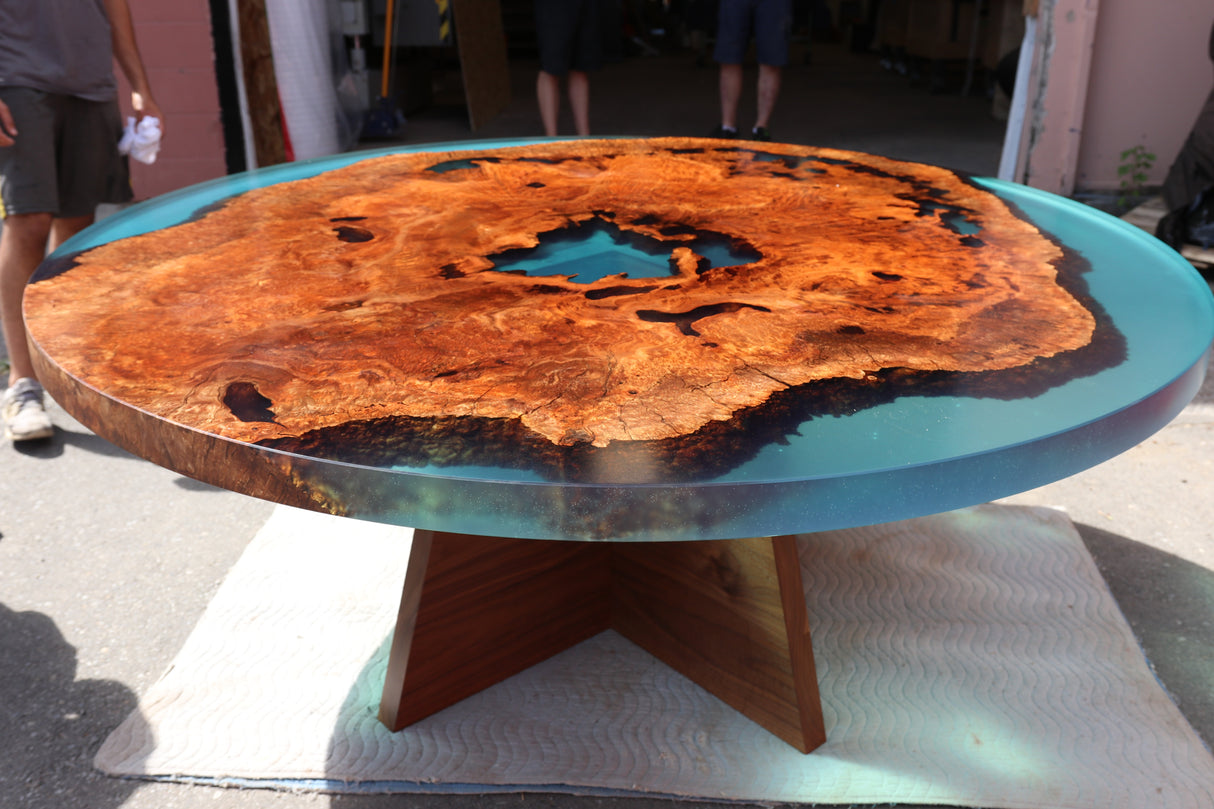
[2,377,54,441]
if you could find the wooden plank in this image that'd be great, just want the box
[235,0,287,167]
[451,0,511,130]
[377,526,435,729]
[1122,195,1168,234]
[378,530,612,730]
[610,537,826,753]
[771,535,827,752]
[1180,244,1214,268]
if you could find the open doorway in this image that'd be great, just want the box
[352,0,1010,176]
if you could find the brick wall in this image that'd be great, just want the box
[119,0,228,200]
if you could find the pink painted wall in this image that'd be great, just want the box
[1076,0,1213,191]
[1023,0,1100,196]
[117,0,228,200]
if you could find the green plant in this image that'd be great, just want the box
[1118,145,1156,209]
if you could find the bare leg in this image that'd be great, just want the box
[537,70,562,136]
[755,64,782,130]
[0,212,53,385]
[719,63,743,129]
[48,213,95,252]
[567,70,590,136]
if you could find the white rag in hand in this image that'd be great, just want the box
[118,116,162,164]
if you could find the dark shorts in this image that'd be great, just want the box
[0,86,132,220]
[535,0,604,76]
[713,0,794,66]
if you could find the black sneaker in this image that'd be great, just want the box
[750,126,773,142]
[710,125,738,139]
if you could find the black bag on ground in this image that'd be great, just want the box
[1156,186,1214,249]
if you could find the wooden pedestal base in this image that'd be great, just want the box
[378,531,826,754]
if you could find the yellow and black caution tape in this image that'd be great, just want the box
[435,0,453,44]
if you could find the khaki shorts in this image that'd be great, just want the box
[0,86,133,219]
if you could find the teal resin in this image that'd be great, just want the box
[51,140,1214,540]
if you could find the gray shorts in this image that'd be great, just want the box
[0,86,132,220]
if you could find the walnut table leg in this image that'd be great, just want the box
[379,531,826,754]
[378,529,613,730]
[611,536,826,753]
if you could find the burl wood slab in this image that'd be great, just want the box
[26,138,1094,456]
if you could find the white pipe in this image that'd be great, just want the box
[265,0,341,161]
[227,0,258,170]
[998,15,1039,182]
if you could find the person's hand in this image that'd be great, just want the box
[132,91,164,133]
[0,98,16,146]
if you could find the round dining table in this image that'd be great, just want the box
[24,137,1214,753]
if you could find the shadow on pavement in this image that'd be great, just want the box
[1076,522,1214,750]
[172,476,229,493]
[9,426,131,461]
[0,604,145,809]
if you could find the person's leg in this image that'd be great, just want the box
[48,214,96,252]
[537,70,562,136]
[0,88,58,387]
[565,0,601,136]
[0,212,56,440]
[1,92,118,439]
[712,0,750,134]
[718,63,744,129]
[567,70,591,135]
[535,0,576,135]
[2,212,95,386]
[0,212,53,385]
[749,0,791,136]
[13,94,122,380]
[755,63,782,129]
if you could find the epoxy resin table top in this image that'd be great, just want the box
[24,138,1214,540]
